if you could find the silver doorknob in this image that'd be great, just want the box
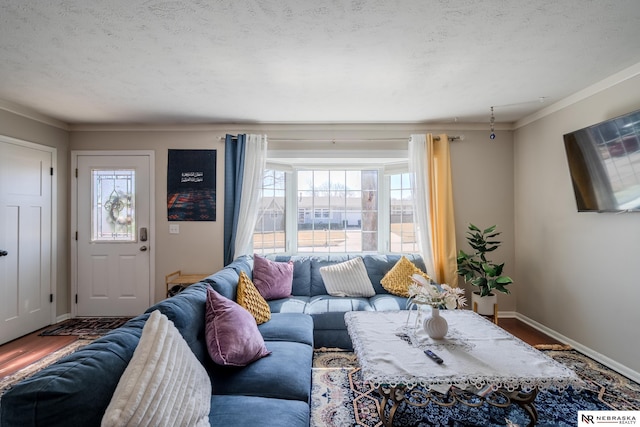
[140,246,148,252]
[0,250,7,257]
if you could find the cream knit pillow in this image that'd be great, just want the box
[101,310,211,427]
[319,257,376,297]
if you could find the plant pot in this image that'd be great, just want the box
[423,307,448,339]
[472,292,497,316]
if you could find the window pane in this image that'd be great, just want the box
[313,170,329,192]
[274,170,286,190]
[297,169,377,253]
[92,169,135,242]
[254,170,286,254]
[389,172,418,253]
[389,174,402,190]
[346,171,361,191]
[298,171,313,191]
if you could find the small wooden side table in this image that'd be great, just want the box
[473,301,499,324]
[165,270,210,297]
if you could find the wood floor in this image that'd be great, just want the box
[497,317,562,347]
[0,328,78,378]
[0,316,561,380]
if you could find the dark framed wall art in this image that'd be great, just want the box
[167,149,216,221]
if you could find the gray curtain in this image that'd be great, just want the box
[223,134,246,265]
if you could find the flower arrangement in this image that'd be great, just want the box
[407,274,467,310]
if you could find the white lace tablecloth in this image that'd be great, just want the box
[345,310,584,392]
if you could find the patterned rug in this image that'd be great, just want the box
[311,349,640,427]
[39,317,131,338]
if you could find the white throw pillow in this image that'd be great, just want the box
[319,257,376,297]
[101,310,211,427]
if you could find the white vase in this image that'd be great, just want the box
[423,307,448,339]
[472,292,497,316]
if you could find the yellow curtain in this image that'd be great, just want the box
[426,134,458,287]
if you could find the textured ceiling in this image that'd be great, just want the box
[0,0,639,125]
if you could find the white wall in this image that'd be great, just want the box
[70,123,516,309]
[70,130,227,303]
[514,74,640,376]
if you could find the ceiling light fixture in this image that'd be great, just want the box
[489,107,496,140]
[488,97,547,140]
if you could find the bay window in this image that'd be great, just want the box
[253,166,418,255]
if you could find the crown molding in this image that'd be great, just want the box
[69,121,512,133]
[515,61,640,129]
[0,99,69,130]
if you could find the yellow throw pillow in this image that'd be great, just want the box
[381,256,431,297]
[237,271,271,324]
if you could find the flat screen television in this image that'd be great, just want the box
[563,108,640,212]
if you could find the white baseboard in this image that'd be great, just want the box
[510,311,640,384]
[55,313,72,323]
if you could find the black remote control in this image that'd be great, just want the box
[424,349,444,364]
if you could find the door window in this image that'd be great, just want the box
[91,169,135,242]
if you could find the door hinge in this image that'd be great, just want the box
[75,168,78,178]
[50,293,53,303]
[75,231,78,240]
[75,294,78,304]
[50,167,54,176]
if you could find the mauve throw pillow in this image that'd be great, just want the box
[205,288,271,367]
[252,254,294,300]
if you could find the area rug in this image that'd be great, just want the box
[311,349,640,427]
[39,317,131,338]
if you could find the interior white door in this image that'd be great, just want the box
[75,153,152,316]
[0,138,53,344]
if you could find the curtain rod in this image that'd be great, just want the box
[221,135,462,142]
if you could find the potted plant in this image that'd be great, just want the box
[456,224,513,316]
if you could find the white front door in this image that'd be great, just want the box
[73,152,154,316]
[0,137,54,344]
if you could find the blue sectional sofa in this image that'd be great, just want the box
[0,283,314,427]
[207,253,427,349]
[1,253,425,426]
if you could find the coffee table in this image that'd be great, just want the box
[345,310,583,426]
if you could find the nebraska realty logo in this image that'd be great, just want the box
[579,411,640,425]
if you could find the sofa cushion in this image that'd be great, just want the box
[380,255,431,297]
[205,289,271,367]
[102,311,210,427]
[204,267,241,301]
[209,395,310,427]
[0,315,149,427]
[258,313,314,346]
[314,329,354,350]
[307,311,351,331]
[145,283,209,364]
[237,271,271,324]
[253,254,294,300]
[369,293,410,311]
[305,295,374,316]
[210,340,312,403]
[319,257,376,297]
[225,254,254,278]
[267,295,309,314]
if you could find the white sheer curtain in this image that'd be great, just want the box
[408,134,436,277]
[233,134,268,259]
